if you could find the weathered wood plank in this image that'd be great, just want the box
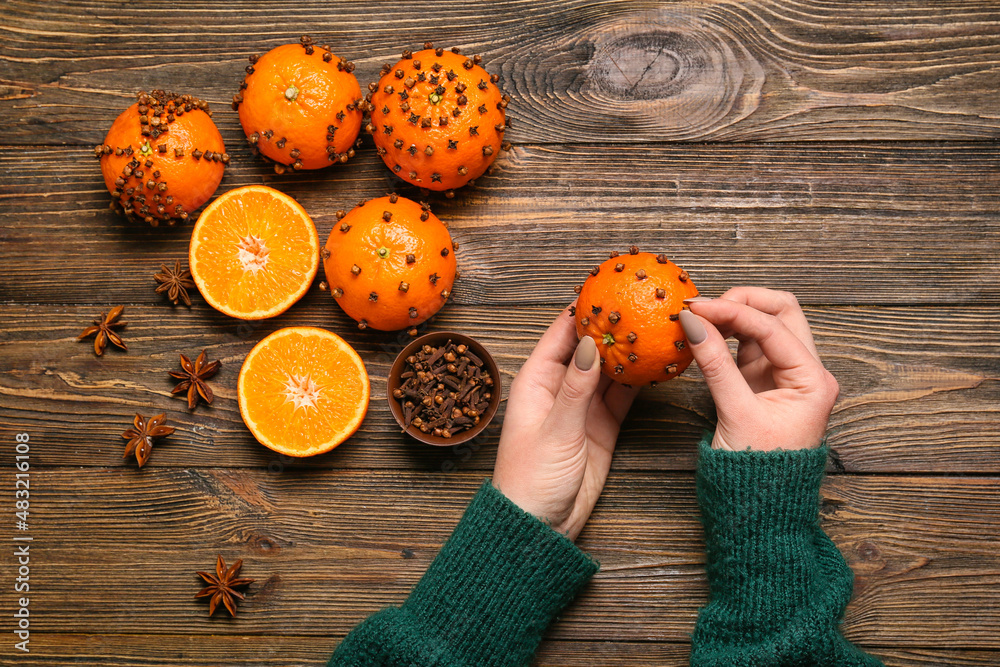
[874,651,1000,667]
[2,2,997,661]
[2,1,999,145]
[2,637,997,667]
[1,303,997,473]
[0,635,335,666]
[0,470,996,648]
[537,646,1000,667]
[4,637,996,667]
[2,144,999,306]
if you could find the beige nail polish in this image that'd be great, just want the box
[574,335,598,370]
[678,309,707,345]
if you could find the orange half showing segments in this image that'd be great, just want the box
[190,185,319,319]
[238,327,369,457]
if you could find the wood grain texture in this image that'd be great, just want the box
[1,304,997,473]
[2,1,998,662]
[1,0,999,145]
[4,638,997,667]
[0,470,996,649]
[2,143,999,306]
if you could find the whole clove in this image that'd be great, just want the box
[393,339,494,438]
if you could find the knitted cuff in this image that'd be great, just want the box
[696,433,831,636]
[401,480,598,667]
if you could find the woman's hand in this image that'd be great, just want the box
[679,287,840,452]
[492,304,640,541]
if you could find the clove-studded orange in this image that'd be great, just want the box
[574,248,700,386]
[322,195,457,332]
[235,35,363,173]
[366,43,511,195]
[97,90,226,226]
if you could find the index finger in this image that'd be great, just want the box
[517,302,581,388]
[715,287,820,360]
[690,298,821,381]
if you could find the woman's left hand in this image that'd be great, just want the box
[492,303,640,541]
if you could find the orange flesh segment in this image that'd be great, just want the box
[238,327,369,456]
[190,186,318,319]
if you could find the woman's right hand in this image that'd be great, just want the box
[678,287,840,452]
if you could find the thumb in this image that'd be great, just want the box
[544,335,602,435]
[678,309,753,408]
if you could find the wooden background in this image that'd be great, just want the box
[1,0,999,664]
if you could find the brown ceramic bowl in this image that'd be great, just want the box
[387,331,502,446]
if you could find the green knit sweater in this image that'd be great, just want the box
[328,436,884,666]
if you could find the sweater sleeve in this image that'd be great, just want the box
[691,434,884,667]
[327,480,598,667]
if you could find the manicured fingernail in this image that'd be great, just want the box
[683,296,713,304]
[678,309,707,345]
[574,335,597,370]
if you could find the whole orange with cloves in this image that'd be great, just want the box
[366,42,511,196]
[574,247,699,386]
[235,35,364,173]
[322,195,457,332]
[96,90,226,226]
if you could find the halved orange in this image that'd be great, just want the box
[238,327,370,456]
[189,185,319,319]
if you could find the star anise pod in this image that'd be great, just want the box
[195,555,254,617]
[169,350,221,410]
[122,413,175,467]
[77,305,127,356]
[154,260,197,306]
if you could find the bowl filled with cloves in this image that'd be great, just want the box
[387,331,502,446]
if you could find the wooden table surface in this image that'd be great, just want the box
[2,1,999,665]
